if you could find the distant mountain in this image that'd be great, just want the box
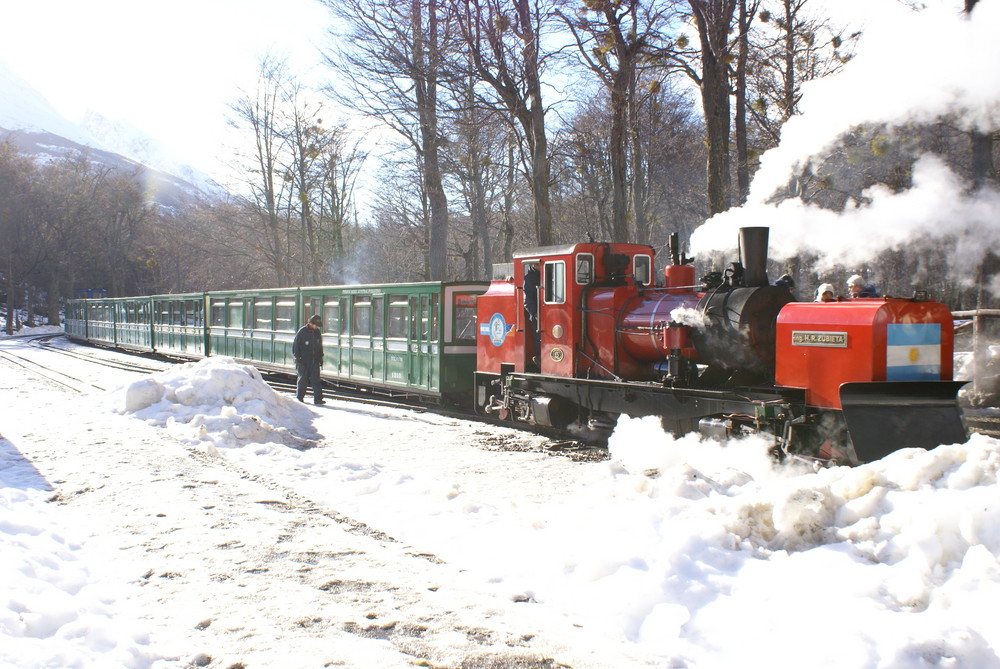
[0,59,224,210]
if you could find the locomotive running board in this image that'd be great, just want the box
[839,381,968,463]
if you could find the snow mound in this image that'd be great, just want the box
[956,344,1000,407]
[595,417,1000,664]
[115,357,320,452]
[0,324,63,339]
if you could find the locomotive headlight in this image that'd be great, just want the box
[552,324,564,339]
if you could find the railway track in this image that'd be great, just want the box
[0,344,108,393]
[965,410,1000,439]
[28,333,167,374]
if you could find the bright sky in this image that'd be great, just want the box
[0,0,971,190]
[0,0,331,182]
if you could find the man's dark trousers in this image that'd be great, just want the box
[297,361,323,403]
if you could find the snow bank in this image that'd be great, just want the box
[596,420,1000,665]
[114,357,320,453]
[109,358,1000,666]
[0,486,167,668]
[0,323,63,339]
[956,344,1000,407]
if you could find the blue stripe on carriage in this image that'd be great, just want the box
[887,323,940,347]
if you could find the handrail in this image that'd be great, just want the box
[952,309,1000,317]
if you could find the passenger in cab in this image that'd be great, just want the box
[847,274,879,298]
[775,273,797,299]
[815,283,836,302]
[293,314,325,405]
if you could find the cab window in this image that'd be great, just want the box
[544,261,566,304]
[575,253,594,285]
[634,255,652,286]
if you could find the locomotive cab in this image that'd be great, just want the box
[476,243,655,379]
[475,242,655,422]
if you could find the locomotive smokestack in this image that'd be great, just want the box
[739,227,770,287]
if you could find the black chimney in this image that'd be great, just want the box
[739,227,770,287]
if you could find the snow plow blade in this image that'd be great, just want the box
[840,381,968,463]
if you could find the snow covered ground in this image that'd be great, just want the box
[3,332,1000,668]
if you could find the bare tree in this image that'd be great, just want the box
[0,141,39,332]
[685,0,737,216]
[230,55,294,285]
[733,0,761,203]
[455,0,556,245]
[321,0,454,280]
[749,0,857,147]
[282,84,328,284]
[315,124,368,283]
[560,0,676,243]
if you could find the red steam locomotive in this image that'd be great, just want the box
[474,227,967,465]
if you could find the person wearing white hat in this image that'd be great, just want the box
[815,283,835,302]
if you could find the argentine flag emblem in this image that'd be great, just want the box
[886,323,941,381]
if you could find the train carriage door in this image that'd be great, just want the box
[540,260,567,374]
[410,294,432,391]
[523,263,541,372]
[372,295,385,382]
[386,295,408,387]
[351,294,373,380]
[242,298,254,360]
[321,296,343,374]
[429,292,440,391]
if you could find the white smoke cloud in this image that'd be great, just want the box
[691,0,1000,281]
[749,0,1000,203]
[692,155,1000,273]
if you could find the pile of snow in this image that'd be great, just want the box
[112,358,1000,666]
[0,466,166,667]
[114,357,320,453]
[956,344,1000,406]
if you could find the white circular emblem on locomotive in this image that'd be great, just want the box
[488,313,510,347]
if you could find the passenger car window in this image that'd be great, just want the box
[353,297,371,336]
[453,293,478,343]
[275,298,295,332]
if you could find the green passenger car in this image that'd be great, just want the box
[151,293,209,357]
[65,296,154,352]
[66,280,488,408]
[206,289,300,367]
[300,281,487,404]
[113,297,154,351]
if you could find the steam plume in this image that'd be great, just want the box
[690,0,1000,281]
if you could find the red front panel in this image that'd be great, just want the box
[476,280,520,373]
[776,299,954,409]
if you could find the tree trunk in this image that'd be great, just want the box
[518,0,553,246]
[5,254,14,335]
[414,0,449,280]
[734,0,754,204]
[47,273,61,326]
[690,0,736,216]
[609,71,630,243]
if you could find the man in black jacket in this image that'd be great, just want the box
[292,314,325,405]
